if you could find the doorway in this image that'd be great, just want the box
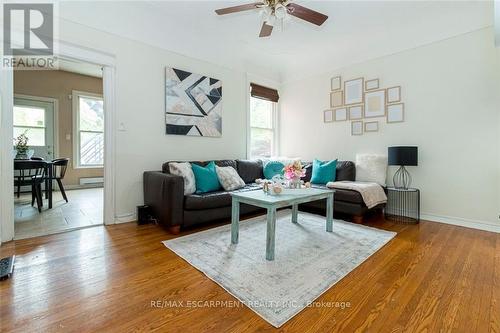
[1,42,116,244]
[12,61,105,239]
[14,97,56,161]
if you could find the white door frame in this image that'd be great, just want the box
[0,40,117,243]
[14,94,60,159]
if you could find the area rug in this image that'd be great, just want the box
[163,210,396,327]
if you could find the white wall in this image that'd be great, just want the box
[280,28,500,229]
[56,19,267,222]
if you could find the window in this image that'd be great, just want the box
[73,91,104,168]
[249,97,277,158]
[13,106,46,146]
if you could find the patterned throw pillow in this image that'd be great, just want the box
[169,162,196,195]
[216,166,245,191]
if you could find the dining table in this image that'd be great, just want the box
[14,159,54,209]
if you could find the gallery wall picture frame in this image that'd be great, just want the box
[333,107,348,121]
[351,121,363,136]
[324,109,334,123]
[387,86,401,103]
[331,76,341,91]
[344,77,364,105]
[365,79,379,91]
[348,105,363,120]
[364,89,386,118]
[387,103,405,123]
[330,90,344,107]
[364,121,379,132]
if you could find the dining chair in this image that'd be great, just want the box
[14,160,46,213]
[51,158,69,203]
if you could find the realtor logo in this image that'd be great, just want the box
[2,3,58,70]
[3,3,54,56]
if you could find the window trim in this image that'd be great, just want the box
[248,96,278,159]
[72,90,104,169]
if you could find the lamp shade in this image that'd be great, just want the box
[388,146,418,166]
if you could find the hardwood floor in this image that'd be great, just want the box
[1,215,499,332]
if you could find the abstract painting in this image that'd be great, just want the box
[165,67,222,136]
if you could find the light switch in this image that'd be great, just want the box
[65,134,71,141]
[118,122,126,131]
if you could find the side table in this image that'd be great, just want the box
[385,187,420,224]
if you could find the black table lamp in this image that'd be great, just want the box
[388,146,418,190]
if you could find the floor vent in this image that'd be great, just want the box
[0,256,15,280]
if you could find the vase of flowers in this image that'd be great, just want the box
[13,131,32,160]
[283,161,306,189]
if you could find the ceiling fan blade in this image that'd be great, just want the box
[259,22,273,37]
[215,3,263,15]
[286,3,328,26]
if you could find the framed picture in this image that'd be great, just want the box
[348,105,363,120]
[330,90,343,107]
[324,109,333,123]
[365,79,379,91]
[387,86,401,103]
[364,121,379,132]
[387,103,404,123]
[331,76,341,91]
[166,67,222,136]
[364,89,386,118]
[351,121,363,136]
[344,78,364,105]
[333,107,347,121]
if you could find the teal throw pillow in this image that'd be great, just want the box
[263,161,285,180]
[191,161,221,194]
[311,159,338,184]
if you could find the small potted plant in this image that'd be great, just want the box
[13,131,33,159]
[283,161,306,189]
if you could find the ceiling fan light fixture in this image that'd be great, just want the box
[260,6,272,21]
[274,4,287,19]
[266,14,276,27]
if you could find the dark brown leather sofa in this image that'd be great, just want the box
[143,159,384,234]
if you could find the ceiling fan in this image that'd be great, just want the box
[215,1,328,37]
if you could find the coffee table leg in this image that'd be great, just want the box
[231,198,240,244]
[292,204,298,223]
[266,207,276,261]
[326,193,333,232]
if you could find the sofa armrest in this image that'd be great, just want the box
[143,171,184,228]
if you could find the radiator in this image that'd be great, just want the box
[79,177,104,186]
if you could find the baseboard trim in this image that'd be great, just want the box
[421,213,500,233]
[114,213,136,224]
[64,184,104,190]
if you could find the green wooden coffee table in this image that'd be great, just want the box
[230,188,335,261]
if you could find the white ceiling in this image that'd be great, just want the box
[59,1,493,83]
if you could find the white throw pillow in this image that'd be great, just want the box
[169,162,196,195]
[355,154,388,186]
[216,166,245,191]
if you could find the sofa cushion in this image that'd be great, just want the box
[311,159,337,184]
[216,166,245,191]
[355,154,387,186]
[163,160,237,174]
[236,159,264,183]
[263,160,285,180]
[184,183,260,210]
[191,161,222,194]
[185,191,230,210]
[168,162,196,195]
[336,161,356,181]
[303,161,354,182]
